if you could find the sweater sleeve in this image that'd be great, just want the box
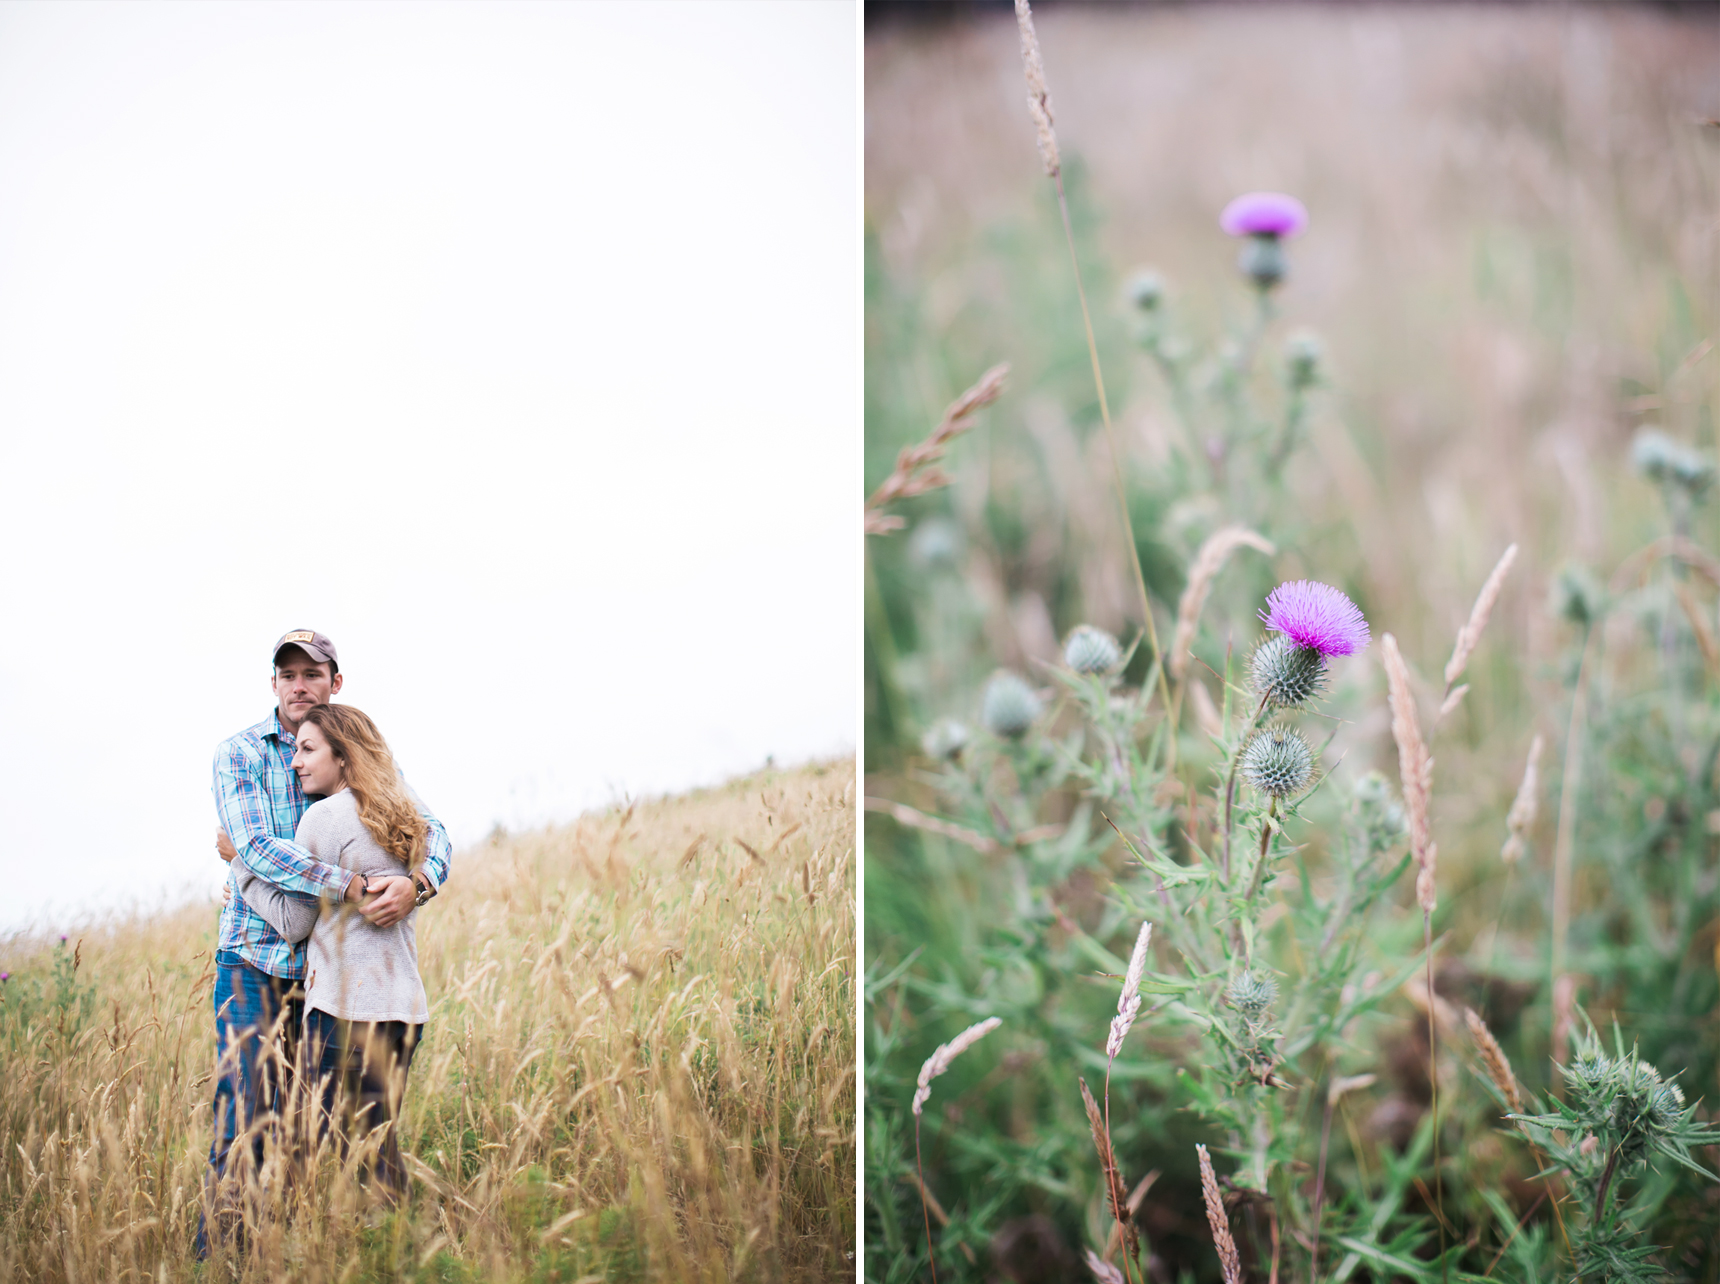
[230,863,321,943]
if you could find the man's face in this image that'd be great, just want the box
[271,647,343,732]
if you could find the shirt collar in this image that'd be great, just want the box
[260,709,297,747]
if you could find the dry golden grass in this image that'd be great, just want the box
[0,760,855,1282]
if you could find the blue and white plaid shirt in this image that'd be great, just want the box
[213,710,452,980]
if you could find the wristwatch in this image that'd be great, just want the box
[411,872,438,908]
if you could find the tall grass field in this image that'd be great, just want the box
[0,761,856,1282]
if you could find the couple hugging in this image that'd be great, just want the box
[199,628,450,1253]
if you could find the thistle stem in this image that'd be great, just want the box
[1310,1074,1335,1284]
[1594,1146,1621,1224]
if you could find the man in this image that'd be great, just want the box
[197,628,451,1255]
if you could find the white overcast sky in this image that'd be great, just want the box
[0,1,858,933]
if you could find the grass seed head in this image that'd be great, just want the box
[913,1016,1002,1116]
[1196,1144,1242,1284]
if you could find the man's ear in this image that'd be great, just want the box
[330,672,344,695]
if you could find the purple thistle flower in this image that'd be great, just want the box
[1,972,9,983]
[1260,581,1370,657]
[1220,192,1308,239]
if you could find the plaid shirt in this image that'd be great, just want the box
[213,710,452,980]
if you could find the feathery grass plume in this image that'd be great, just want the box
[1501,733,1545,864]
[865,363,1009,535]
[1169,526,1276,680]
[1085,1248,1126,1284]
[1195,1144,1242,1284]
[1382,634,1436,912]
[912,1017,1002,1116]
[1444,542,1519,689]
[1106,922,1153,1061]
[1464,1006,1522,1115]
[1014,0,1059,178]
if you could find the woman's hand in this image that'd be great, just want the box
[215,829,237,863]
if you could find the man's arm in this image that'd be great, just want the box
[403,778,451,892]
[213,742,353,900]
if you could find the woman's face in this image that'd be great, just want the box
[292,723,346,796]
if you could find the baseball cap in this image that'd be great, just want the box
[272,629,339,669]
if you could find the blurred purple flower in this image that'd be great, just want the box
[1261,581,1370,657]
[1,972,9,983]
[1220,192,1308,239]
[58,934,67,945]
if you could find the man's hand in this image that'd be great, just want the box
[216,829,237,863]
[360,876,416,929]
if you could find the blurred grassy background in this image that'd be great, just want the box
[865,3,1720,1277]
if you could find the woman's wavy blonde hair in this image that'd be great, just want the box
[300,704,427,871]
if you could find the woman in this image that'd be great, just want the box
[228,703,430,1196]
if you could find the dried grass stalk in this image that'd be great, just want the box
[1014,0,1059,178]
[1464,1007,1522,1115]
[1383,634,1437,912]
[1327,1073,1377,1105]
[1169,527,1276,680]
[865,364,1009,535]
[1079,1078,1130,1245]
[912,1017,1002,1116]
[1444,543,1518,688]
[1106,922,1153,1060]
[1195,1144,1242,1284]
[1501,734,1544,865]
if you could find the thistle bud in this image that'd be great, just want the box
[982,671,1041,739]
[1064,625,1122,676]
[921,718,970,761]
[1633,428,1715,498]
[1226,969,1277,1022]
[1285,330,1322,389]
[1127,269,1165,312]
[1550,563,1603,628]
[1352,770,1407,853]
[1566,1051,1613,1103]
[1249,634,1327,708]
[1650,1080,1687,1130]
[909,517,963,570]
[1240,723,1315,798]
[1237,234,1288,290]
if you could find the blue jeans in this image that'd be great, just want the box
[303,1007,422,1198]
[195,951,303,1257]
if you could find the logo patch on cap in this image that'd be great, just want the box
[282,631,315,644]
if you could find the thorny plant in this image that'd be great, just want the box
[863,5,1720,1282]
